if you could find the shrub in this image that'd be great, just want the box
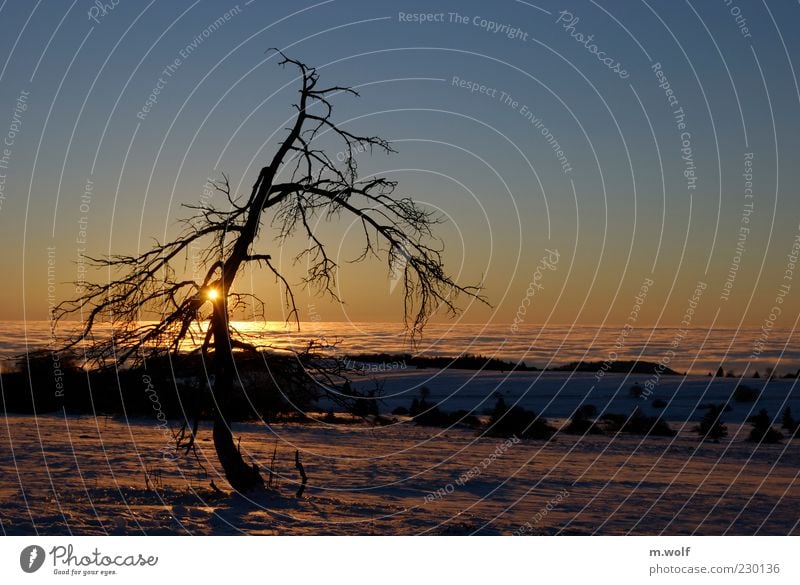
[747,409,783,443]
[695,404,727,442]
[563,404,604,435]
[447,410,482,429]
[486,395,556,439]
[598,412,628,432]
[733,384,759,403]
[409,386,440,424]
[351,389,380,418]
[601,408,675,437]
[406,387,479,428]
[409,386,433,416]
[413,405,449,427]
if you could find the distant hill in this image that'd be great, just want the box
[548,360,682,376]
[343,353,537,372]
[344,354,684,375]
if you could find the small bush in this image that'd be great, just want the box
[413,405,449,427]
[447,410,482,429]
[409,386,440,424]
[747,409,783,444]
[563,404,604,435]
[733,384,760,403]
[695,404,727,442]
[351,389,380,418]
[406,387,480,428]
[601,408,675,437]
[486,395,556,439]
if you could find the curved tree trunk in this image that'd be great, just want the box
[212,416,263,492]
[210,302,264,492]
[203,70,311,492]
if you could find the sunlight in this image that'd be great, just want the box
[206,288,220,302]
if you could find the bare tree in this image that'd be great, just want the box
[55,52,484,492]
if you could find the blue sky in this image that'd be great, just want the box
[1,0,799,333]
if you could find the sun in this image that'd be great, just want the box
[206,288,220,301]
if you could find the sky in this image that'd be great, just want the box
[0,0,799,334]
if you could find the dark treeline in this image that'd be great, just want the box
[344,353,536,371]
[549,360,683,376]
[1,351,316,422]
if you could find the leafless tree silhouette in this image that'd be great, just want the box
[55,52,485,492]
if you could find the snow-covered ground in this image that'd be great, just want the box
[1,372,798,535]
[348,369,800,425]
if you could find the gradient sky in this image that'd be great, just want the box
[1,0,799,334]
